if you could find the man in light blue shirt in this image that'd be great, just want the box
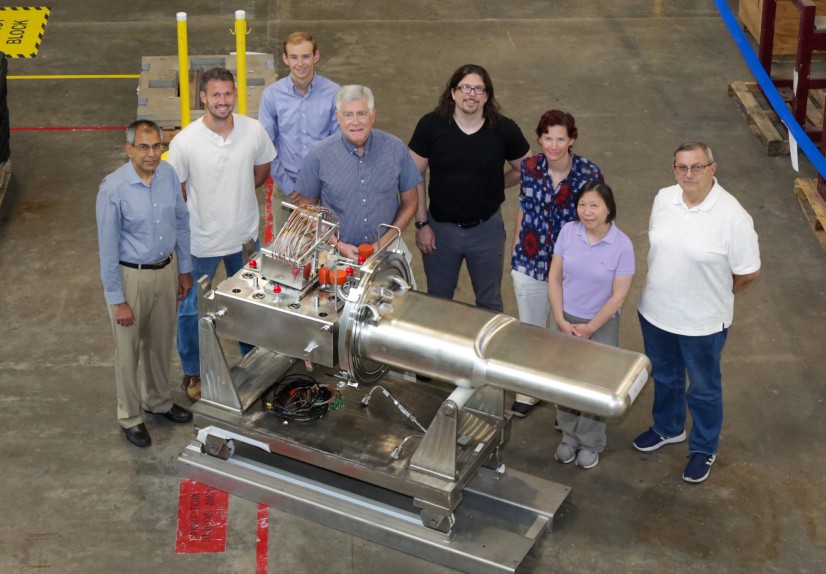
[258,31,339,201]
[294,85,420,266]
[96,119,194,448]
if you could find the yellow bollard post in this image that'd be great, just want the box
[177,12,191,128]
[235,10,248,116]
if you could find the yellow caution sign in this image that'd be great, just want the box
[0,6,50,59]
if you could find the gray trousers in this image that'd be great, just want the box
[422,209,505,312]
[557,311,620,452]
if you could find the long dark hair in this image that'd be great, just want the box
[434,64,502,128]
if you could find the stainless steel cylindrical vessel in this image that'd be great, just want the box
[354,289,651,419]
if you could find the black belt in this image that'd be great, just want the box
[119,254,173,270]
[452,213,493,229]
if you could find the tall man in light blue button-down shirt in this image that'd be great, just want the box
[258,31,339,201]
[96,119,194,448]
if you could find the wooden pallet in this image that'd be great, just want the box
[728,80,826,156]
[729,81,788,155]
[161,127,179,145]
[795,178,826,249]
[137,54,276,129]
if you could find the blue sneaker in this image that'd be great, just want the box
[632,427,687,452]
[683,452,716,483]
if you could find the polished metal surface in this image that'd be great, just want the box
[183,244,652,572]
[333,251,651,418]
[338,250,413,384]
[203,266,340,368]
[202,248,651,418]
[179,439,571,574]
[191,369,508,510]
[356,287,651,418]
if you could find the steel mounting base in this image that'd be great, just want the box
[178,440,571,574]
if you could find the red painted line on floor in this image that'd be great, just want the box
[255,504,269,574]
[11,126,128,132]
[175,480,230,554]
[264,176,274,245]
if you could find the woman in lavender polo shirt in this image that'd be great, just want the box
[548,180,635,469]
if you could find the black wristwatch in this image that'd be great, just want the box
[415,219,429,229]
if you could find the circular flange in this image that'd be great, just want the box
[337,251,412,384]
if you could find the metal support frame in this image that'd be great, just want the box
[180,240,652,572]
[179,439,571,574]
[758,0,826,198]
[759,1,826,136]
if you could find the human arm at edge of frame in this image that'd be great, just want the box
[547,254,575,336]
[409,150,435,254]
[572,274,633,340]
[376,185,418,252]
[505,150,531,188]
[732,269,761,294]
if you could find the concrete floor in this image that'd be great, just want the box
[2,1,826,572]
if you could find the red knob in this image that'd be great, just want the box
[249,260,257,268]
[273,285,282,294]
[357,256,365,264]
[345,267,354,276]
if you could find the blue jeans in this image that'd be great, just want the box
[639,312,728,455]
[177,245,257,376]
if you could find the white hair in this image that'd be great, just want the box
[335,85,375,110]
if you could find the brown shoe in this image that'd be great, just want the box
[181,374,201,401]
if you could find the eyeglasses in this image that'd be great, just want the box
[673,163,713,175]
[456,84,487,95]
[340,110,371,121]
[132,143,163,153]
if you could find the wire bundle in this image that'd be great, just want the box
[262,374,339,422]
[271,205,338,264]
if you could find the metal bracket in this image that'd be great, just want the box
[197,276,243,414]
[409,400,458,480]
[303,342,319,371]
[204,434,235,460]
[416,502,456,535]
[198,314,242,414]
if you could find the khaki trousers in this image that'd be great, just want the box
[106,260,177,429]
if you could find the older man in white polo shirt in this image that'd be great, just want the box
[632,141,761,484]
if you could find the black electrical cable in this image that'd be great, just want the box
[261,373,337,422]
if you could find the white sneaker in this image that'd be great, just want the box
[555,442,577,464]
[576,448,599,469]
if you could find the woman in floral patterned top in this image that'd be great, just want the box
[509,110,603,417]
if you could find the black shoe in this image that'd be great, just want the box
[123,423,152,447]
[146,404,193,424]
[510,401,536,418]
